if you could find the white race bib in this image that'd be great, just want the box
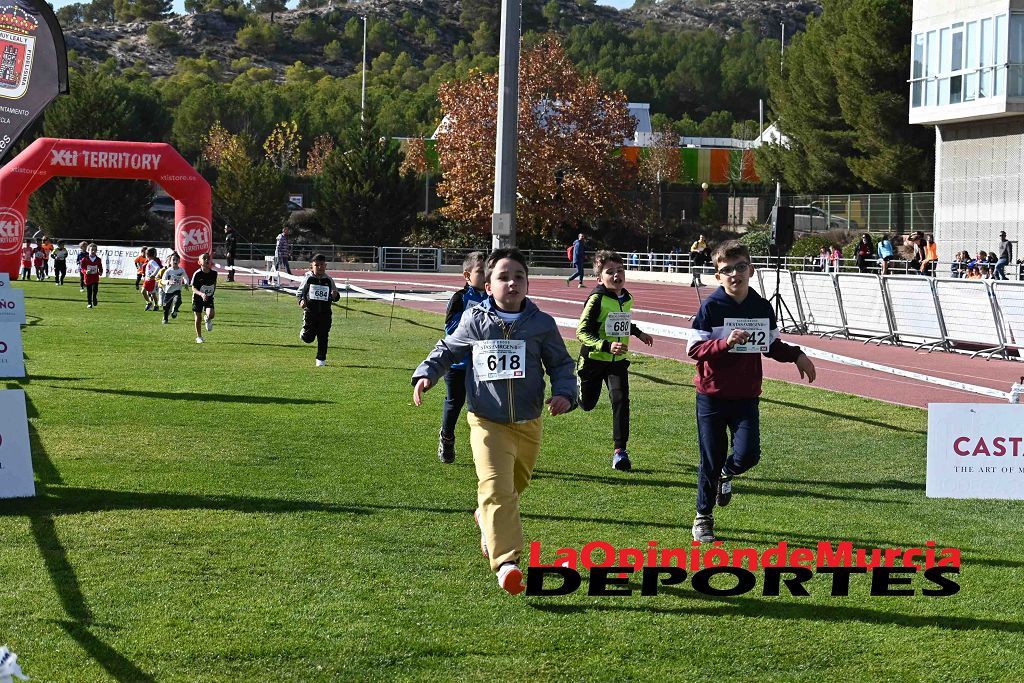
[472,340,526,381]
[725,317,770,353]
[308,284,330,301]
[200,285,215,296]
[86,265,98,275]
[605,311,631,338]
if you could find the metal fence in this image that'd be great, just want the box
[781,192,935,235]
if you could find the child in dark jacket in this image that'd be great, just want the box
[576,250,653,471]
[687,240,816,543]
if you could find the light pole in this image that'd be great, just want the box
[491,0,521,249]
[360,16,367,122]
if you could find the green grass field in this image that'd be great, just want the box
[1,277,1022,682]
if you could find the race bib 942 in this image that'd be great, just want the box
[725,317,770,353]
[472,340,526,381]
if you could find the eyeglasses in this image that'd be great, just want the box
[716,262,750,276]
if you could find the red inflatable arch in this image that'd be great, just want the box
[0,137,212,279]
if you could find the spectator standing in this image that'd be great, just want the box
[566,233,587,288]
[224,224,238,282]
[995,231,1013,280]
[920,234,938,276]
[855,234,874,273]
[817,247,829,272]
[274,227,292,275]
[689,235,707,287]
[830,245,842,273]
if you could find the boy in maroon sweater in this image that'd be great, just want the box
[686,241,816,543]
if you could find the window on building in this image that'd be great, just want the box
[981,17,993,97]
[1010,13,1024,96]
[965,21,978,101]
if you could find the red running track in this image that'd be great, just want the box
[259,269,1021,409]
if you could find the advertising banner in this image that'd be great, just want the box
[67,246,175,280]
[927,403,1024,499]
[0,321,23,377]
[0,389,35,498]
[0,0,69,160]
[0,284,23,323]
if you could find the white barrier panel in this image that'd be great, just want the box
[0,389,34,498]
[835,274,892,338]
[883,276,944,343]
[0,323,24,377]
[927,404,1024,499]
[757,269,803,329]
[934,280,1003,347]
[67,246,176,280]
[0,273,8,286]
[792,273,844,333]
[0,288,25,325]
[992,281,1024,349]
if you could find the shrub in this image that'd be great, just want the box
[738,228,771,256]
[146,23,180,49]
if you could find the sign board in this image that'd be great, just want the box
[0,287,25,324]
[0,389,35,499]
[0,323,24,377]
[927,403,1024,499]
[66,246,175,280]
[0,273,9,286]
[289,194,303,208]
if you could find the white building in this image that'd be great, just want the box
[911,0,1024,261]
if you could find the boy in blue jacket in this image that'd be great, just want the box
[437,251,487,463]
[687,241,816,543]
[413,248,577,595]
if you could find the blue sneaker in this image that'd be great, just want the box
[612,449,632,471]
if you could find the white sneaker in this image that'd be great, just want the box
[195,336,204,344]
[162,319,168,325]
[315,359,326,367]
[497,563,525,596]
[205,318,212,331]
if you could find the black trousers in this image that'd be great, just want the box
[54,261,66,284]
[441,368,467,440]
[226,254,235,282]
[578,357,631,450]
[86,282,99,305]
[300,309,332,360]
[163,290,182,321]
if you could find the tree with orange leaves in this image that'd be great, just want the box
[436,36,637,242]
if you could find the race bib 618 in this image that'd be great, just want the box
[472,339,526,381]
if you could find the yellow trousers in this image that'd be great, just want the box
[467,412,543,573]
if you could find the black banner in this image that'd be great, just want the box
[0,0,68,161]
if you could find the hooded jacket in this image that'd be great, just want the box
[413,297,577,423]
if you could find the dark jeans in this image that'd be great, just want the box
[163,290,182,321]
[275,256,291,275]
[995,258,1009,280]
[567,263,584,283]
[135,273,143,289]
[86,282,99,306]
[54,260,66,284]
[226,254,235,282]
[578,358,630,450]
[695,393,761,515]
[300,309,332,360]
[440,368,467,440]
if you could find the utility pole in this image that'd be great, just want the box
[361,16,367,122]
[491,0,521,249]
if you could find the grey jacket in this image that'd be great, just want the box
[412,297,578,423]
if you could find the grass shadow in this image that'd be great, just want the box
[52,386,334,406]
[760,396,926,435]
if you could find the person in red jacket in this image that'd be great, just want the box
[19,240,31,281]
[686,240,816,543]
[80,242,103,308]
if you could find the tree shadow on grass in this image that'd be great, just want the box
[51,385,333,405]
[759,396,926,435]
[529,587,1024,633]
[630,371,692,388]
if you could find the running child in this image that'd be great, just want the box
[80,243,103,308]
[161,252,187,324]
[296,253,340,366]
[40,237,53,279]
[191,252,217,343]
[575,250,654,472]
[51,241,68,285]
[134,247,148,290]
[141,247,162,311]
[436,251,487,464]
[76,241,88,291]
[19,240,31,281]
[32,244,45,281]
[412,248,577,595]
[155,257,170,311]
[687,240,816,543]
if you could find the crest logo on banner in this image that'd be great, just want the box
[0,206,23,256]
[175,216,212,259]
[0,5,37,100]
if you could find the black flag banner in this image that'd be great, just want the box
[0,0,67,160]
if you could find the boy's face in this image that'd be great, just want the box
[171,255,180,267]
[485,257,528,310]
[714,255,753,300]
[465,264,485,290]
[599,260,625,293]
[200,254,211,270]
[311,259,326,276]
[89,246,97,255]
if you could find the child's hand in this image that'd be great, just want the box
[546,396,571,416]
[726,329,750,348]
[299,299,306,309]
[796,354,816,383]
[638,332,654,346]
[609,342,628,355]
[412,377,433,406]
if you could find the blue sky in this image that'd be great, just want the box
[50,0,634,19]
